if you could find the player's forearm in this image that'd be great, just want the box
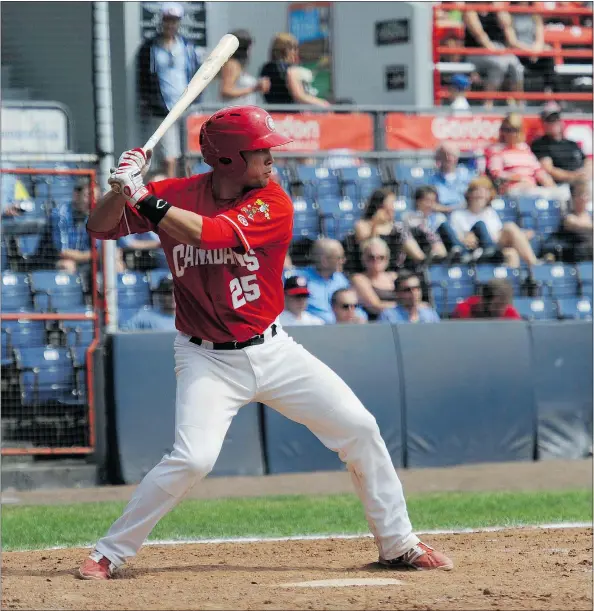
[87,191,127,233]
[158,207,205,246]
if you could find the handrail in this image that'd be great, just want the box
[435,90,593,101]
[436,45,592,58]
[436,2,593,16]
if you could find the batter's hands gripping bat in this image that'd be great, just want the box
[110,33,239,193]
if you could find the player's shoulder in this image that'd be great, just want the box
[242,179,292,210]
[148,173,210,198]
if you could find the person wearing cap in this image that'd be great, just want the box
[448,74,471,113]
[137,2,203,178]
[121,276,177,331]
[531,103,591,189]
[279,276,325,327]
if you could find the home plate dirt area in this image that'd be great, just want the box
[1,528,592,610]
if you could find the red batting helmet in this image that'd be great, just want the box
[199,106,292,177]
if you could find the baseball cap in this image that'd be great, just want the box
[284,275,310,296]
[161,2,184,19]
[541,101,562,122]
[451,74,471,91]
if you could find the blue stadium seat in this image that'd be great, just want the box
[393,196,412,222]
[59,317,95,347]
[427,265,475,316]
[1,319,46,349]
[118,305,152,328]
[295,166,340,200]
[30,164,78,201]
[69,346,89,401]
[16,346,79,406]
[1,333,14,368]
[292,197,320,241]
[529,263,578,298]
[556,297,593,320]
[2,272,33,312]
[117,272,151,308]
[317,197,359,240]
[514,297,557,320]
[149,269,173,291]
[1,239,9,272]
[393,163,436,199]
[490,197,518,224]
[576,262,593,298]
[516,196,561,239]
[271,166,291,193]
[191,160,211,175]
[14,234,42,259]
[30,271,85,312]
[474,264,523,295]
[339,165,383,203]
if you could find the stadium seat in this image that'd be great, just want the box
[15,346,79,406]
[292,197,321,241]
[30,271,85,312]
[149,269,173,291]
[59,317,95,347]
[117,272,151,309]
[556,296,593,320]
[427,265,475,316]
[392,163,436,199]
[317,197,359,240]
[1,319,46,349]
[118,305,152,328]
[474,265,523,295]
[295,166,340,200]
[191,160,211,176]
[69,345,89,401]
[271,166,292,193]
[516,196,562,239]
[30,164,78,201]
[2,272,33,312]
[1,333,14,368]
[529,263,579,298]
[514,297,557,320]
[393,196,412,222]
[490,197,518,224]
[576,262,593,298]
[339,165,383,203]
[1,239,9,272]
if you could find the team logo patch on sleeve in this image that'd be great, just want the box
[241,199,271,221]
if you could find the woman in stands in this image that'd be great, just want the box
[558,178,593,262]
[259,33,329,107]
[353,188,426,272]
[219,30,271,105]
[486,113,562,200]
[350,237,398,321]
[449,176,540,268]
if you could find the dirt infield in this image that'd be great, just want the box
[2,528,592,610]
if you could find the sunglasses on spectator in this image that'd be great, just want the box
[501,126,520,133]
[338,302,358,310]
[365,254,387,261]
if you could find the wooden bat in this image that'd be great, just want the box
[111,33,239,193]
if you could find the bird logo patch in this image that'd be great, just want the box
[241,199,270,221]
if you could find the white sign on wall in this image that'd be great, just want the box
[1,106,69,153]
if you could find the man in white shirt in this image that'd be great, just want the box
[279,276,325,327]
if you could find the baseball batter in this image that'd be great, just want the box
[79,106,452,580]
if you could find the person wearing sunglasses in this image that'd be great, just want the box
[350,237,398,321]
[485,113,557,197]
[279,276,325,327]
[331,288,366,325]
[378,271,440,324]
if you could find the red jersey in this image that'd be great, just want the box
[451,296,521,320]
[89,173,293,342]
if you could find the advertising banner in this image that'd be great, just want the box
[1,106,69,153]
[187,112,374,153]
[385,113,593,156]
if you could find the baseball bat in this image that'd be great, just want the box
[111,33,239,193]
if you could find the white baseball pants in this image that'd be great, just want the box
[95,326,419,566]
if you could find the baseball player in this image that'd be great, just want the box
[78,106,452,580]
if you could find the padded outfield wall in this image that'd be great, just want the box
[98,321,592,485]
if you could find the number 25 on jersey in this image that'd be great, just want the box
[229,275,260,309]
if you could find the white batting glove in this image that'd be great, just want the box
[108,148,151,203]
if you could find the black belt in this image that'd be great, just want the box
[190,324,277,350]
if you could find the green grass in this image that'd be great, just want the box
[2,489,591,552]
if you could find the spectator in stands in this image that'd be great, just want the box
[558,178,593,262]
[378,271,440,324]
[531,103,592,191]
[1,173,33,218]
[451,279,521,319]
[430,143,473,209]
[137,3,202,177]
[449,74,472,113]
[486,113,561,199]
[502,2,558,93]
[462,5,524,107]
[122,276,176,331]
[259,33,330,107]
[331,288,366,325]
[219,29,270,105]
[449,176,540,267]
[117,173,168,269]
[279,276,324,326]
[350,237,398,321]
[403,187,449,262]
[297,238,350,323]
[354,188,426,271]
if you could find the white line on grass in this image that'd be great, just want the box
[25,521,592,553]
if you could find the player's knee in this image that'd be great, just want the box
[346,409,381,441]
[184,452,217,478]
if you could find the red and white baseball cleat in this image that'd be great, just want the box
[379,542,454,571]
[78,552,115,580]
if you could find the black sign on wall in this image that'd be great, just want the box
[375,19,409,46]
[141,2,207,48]
[385,65,407,91]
